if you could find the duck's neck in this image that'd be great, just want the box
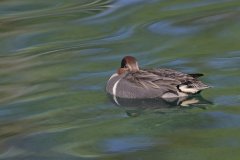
[117,67,141,75]
[117,68,128,75]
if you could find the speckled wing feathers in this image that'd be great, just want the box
[123,68,209,94]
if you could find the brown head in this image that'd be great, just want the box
[119,56,139,73]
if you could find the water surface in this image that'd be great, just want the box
[0,0,240,159]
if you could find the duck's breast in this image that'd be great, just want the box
[107,75,173,98]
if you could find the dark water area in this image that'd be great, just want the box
[0,0,240,159]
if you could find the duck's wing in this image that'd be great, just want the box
[124,69,209,94]
[123,70,180,91]
[147,69,210,93]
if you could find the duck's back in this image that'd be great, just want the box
[106,68,209,99]
[144,68,209,95]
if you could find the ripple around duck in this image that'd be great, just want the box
[77,0,153,24]
[0,0,116,55]
[0,0,240,159]
[207,56,240,70]
[161,0,233,11]
[214,95,240,106]
[7,31,51,53]
[148,20,203,36]
[100,136,157,153]
[0,0,111,21]
[100,26,136,42]
[202,111,240,129]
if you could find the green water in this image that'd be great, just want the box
[0,0,240,159]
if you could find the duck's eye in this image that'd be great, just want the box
[121,59,127,68]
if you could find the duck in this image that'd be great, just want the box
[106,56,210,99]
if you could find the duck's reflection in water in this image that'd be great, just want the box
[108,95,212,117]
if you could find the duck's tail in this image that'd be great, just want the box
[178,81,211,94]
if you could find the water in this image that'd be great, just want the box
[0,0,240,159]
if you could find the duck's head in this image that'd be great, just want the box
[118,56,139,74]
[121,56,139,71]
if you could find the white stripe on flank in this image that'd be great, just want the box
[113,79,121,96]
[108,73,118,82]
[179,85,198,93]
[113,79,121,105]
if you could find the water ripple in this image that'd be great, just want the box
[148,20,202,36]
[100,136,157,153]
[0,0,240,159]
[77,0,154,24]
[161,0,234,11]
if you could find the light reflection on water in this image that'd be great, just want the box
[0,0,240,159]
[149,20,202,35]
